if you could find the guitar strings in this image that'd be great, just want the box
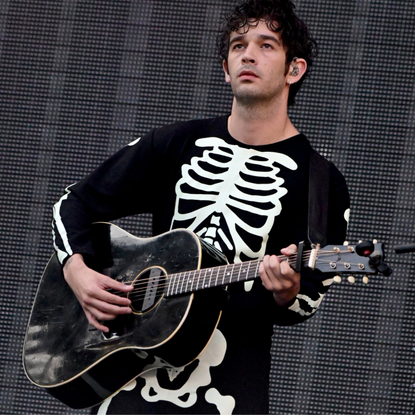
[107,248,350,303]
[109,249,350,302]
[110,248,355,303]
[110,252,301,299]
[111,247,361,303]
[108,258,264,301]
[129,258,265,300]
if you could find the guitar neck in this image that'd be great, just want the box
[165,248,311,296]
[166,259,262,297]
[164,239,385,297]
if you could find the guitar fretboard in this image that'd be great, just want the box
[166,259,262,297]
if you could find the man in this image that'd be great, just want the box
[52,0,349,413]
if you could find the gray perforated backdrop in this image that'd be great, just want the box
[0,0,414,413]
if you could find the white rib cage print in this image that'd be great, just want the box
[171,136,298,263]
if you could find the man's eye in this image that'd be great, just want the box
[262,43,272,49]
[233,44,244,50]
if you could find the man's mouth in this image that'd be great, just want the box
[238,70,259,79]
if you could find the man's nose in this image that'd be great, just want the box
[242,45,256,64]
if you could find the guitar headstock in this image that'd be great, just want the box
[310,241,392,282]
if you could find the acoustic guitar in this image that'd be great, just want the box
[23,222,390,409]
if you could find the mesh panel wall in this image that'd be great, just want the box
[0,0,414,414]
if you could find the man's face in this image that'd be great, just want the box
[223,20,289,105]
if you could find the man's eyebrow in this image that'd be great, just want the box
[229,33,282,47]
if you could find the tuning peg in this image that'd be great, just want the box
[347,276,355,283]
[362,276,369,284]
[343,241,349,246]
[356,241,375,257]
[375,261,393,277]
[373,239,378,244]
[333,275,342,283]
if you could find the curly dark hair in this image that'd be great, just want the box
[217,0,317,106]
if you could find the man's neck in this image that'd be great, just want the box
[227,98,299,146]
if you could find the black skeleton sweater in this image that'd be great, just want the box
[52,115,350,414]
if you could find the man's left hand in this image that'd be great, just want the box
[259,244,300,307]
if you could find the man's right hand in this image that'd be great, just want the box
[63,253,134,332]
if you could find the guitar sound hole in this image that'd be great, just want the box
[130,267,167,314]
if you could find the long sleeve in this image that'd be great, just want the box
[52,131,161,264]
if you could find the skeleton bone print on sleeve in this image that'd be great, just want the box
[171,137,298,264]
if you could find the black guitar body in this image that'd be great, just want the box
[23,223,228,409]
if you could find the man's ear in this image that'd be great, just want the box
[223,60,231,83]
[287,58,307,85]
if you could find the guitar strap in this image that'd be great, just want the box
[307,149,331,247]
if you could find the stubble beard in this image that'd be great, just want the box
[232,81,269,107]
[232,83,283,110]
